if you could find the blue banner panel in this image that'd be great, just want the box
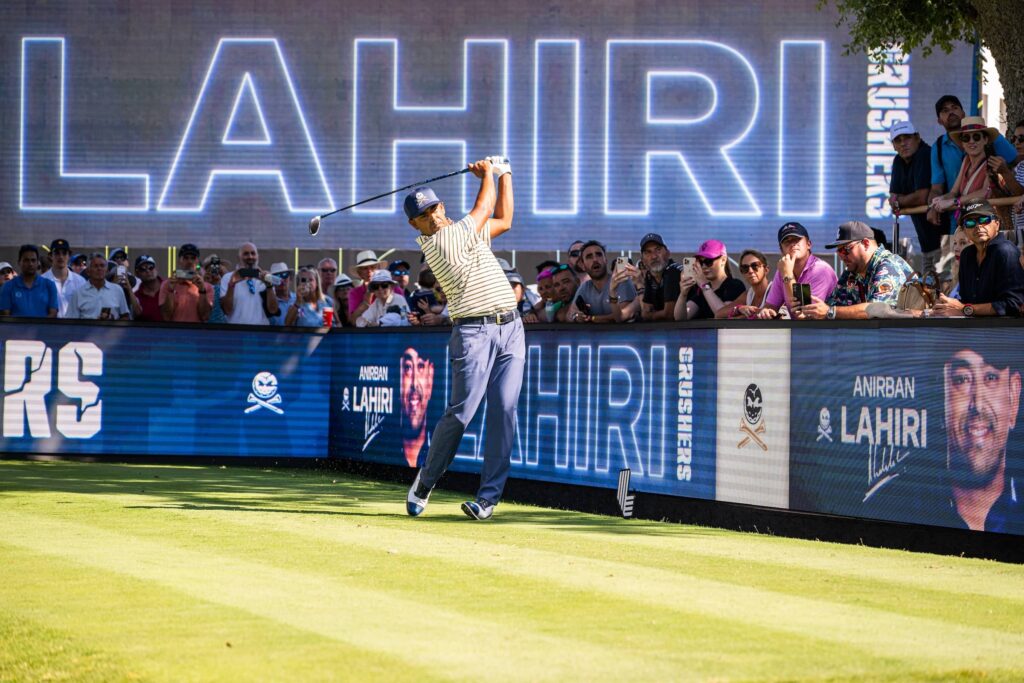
[331,328,717,498]
[789,328,1024,536]
[0,323,330,456]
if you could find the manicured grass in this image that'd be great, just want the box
[1,460,1022,682]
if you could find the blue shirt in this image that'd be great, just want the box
[958,235,1024,316]
[269,292,296,326]
[0,276,59,317]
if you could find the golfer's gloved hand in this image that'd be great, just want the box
[486,155,512,178]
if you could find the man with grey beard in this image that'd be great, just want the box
[619,233,681,321]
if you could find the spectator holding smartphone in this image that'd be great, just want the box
[66,253,130,320]
[675,240,745,320]
[133,254,165,322]
[160,243,213,323]
[285,266,331,327]
[267,262,295,326]
[203,255,229,324]
[220,242,279,325]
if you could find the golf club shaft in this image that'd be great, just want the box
[317,167,471,220]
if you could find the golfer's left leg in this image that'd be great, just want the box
[476,319,526,506]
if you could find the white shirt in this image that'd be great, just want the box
[356,292,411,327]
[220,271,270,325]
[66,280,130,319]
[41,269,87,318]
[416,215,516,319]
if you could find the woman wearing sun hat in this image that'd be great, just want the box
[930,116,1023,226]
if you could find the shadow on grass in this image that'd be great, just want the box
[0,460,713,538]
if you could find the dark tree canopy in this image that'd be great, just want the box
[820,0,1022,125]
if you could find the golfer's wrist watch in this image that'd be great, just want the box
[962,304,974,317]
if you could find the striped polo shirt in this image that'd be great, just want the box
[416,214,516,319]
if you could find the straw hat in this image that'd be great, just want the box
[952,116,999,149]
[349,250,386,278]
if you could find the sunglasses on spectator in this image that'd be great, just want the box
[136,263,155,272]
[369,282,393,291]
[320,267,337,273]
[960,132,987,144]
[696,256,719,267]
[568,250,581,257]
[391,270,409,276]
[836,241,863,257]
[275,272,291,279]
[962,215,995,229]
[1011,135,1024,144]
[550,263,571,273]
[739,262,763,273]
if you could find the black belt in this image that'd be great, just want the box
[453,310,519,326]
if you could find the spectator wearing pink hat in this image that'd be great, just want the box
[674,239,745,320]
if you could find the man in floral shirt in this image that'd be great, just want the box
[794,221,913,320]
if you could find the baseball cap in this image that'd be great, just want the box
[640,232,667,250]
[269,262,291,275]
[404,186,441,219]
[110,248,128,260]
[369,269,395,285]
[388,259,411,274]
[506,270,525,286]
[826,221,875,248]
[496,257,514,272]
[179,243,200,258]
[934,95,962,116]
[333,274,354,288]
[50,238,71,253]
[959,199,997,225]
[134,254,156,268]
[777,222,810,245]
[0,261,13,273]
[71,253,86,266]
[695,239,726,259]
[889,120,917,141]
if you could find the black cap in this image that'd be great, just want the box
[826,221,875,249]
[179,243,200,257]
[639,232,667,250]
[934,95,962,117]
[71,253,85,265]
[50,238,71,253]
[777,222,809,245]
[388,259,411,272]
[959,199,998,225]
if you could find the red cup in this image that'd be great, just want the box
[322,307,334,327]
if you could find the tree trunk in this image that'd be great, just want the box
[972,0,1024,125]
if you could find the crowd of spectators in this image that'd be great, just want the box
[3,94,1024,326]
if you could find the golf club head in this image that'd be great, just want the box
[309,215,321,236]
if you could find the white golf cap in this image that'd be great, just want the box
[889,120,917,141]
[333,274,354,288]
[0,261,13,272]
[369,269,395,285]
[269,262,291,275]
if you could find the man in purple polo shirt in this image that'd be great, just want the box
[0,245,59,318]
[756,222,837,319]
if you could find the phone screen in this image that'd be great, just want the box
[574,295,591,315]
[793,283,812,307]
[238,268,260,278]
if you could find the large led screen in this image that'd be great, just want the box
[1,1,972,252]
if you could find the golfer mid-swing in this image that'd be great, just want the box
[404,157,523,520]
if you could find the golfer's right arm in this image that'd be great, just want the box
[467,160,497,231]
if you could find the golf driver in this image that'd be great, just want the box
[309,162,507,236]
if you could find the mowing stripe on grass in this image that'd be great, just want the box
[0,511,643,682]
[116,499,1024,671]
